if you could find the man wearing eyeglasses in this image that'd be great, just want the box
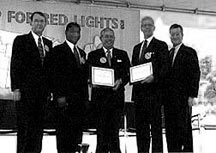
[131,16,169,153]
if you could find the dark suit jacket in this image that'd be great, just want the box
[51,42,88,106]
[166,44,200,103]
[131,37,169,102]
[87,47,130,108]
[10,32,53,95]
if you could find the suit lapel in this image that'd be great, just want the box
[98,48,110,67]
[146,37,156,53]
[172,44,184,67]
[77,47,85,60]
[63,42,76,60]
[28,32,39,52]
[134,43,142,65]
[27,33,42,62]
[42,37,51,55]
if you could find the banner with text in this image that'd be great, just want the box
[0,0,140,100]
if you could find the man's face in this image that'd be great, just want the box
[170,27,183,47]
[65,26,81,45]
[100,30,115,50]
[141,18,155,39]
[30,13,46,36]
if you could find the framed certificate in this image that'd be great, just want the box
[91,66,115,87]
[130,62,153,83]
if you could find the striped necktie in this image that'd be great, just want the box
[139,40,148,63]
[169,47,175,66]
[73,46,80,65]
[106,49,111,66]
[38,37,44,65]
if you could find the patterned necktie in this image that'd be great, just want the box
[106,49,111,66]
[139,40,148,63]
[169,47,175,66]
[73,46,80,65]
[38,37,45,65]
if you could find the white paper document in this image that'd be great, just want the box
[130,62,152,83]
[92,66,115,87]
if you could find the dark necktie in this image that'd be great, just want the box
[106,49,111,66]
[169,47,175,66]
[73,46,80,65]
[38,37,44,65]
[139,40,148,63]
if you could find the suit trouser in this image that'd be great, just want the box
[56,105,83,153]
[164,96,193,153]
[135,96,163,153]
[95,106,122,153]
[16,93,45,153]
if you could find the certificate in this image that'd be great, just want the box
[130,62,152,83]
[91,66,115,87]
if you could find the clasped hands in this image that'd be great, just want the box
[13,89,21,101]
[57,96,68,108]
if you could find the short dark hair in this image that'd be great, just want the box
[65,22,81,32]
[30,11,46,21]
[169,24,183,35]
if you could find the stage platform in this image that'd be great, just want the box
[0,128,216,153]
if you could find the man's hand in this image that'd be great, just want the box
[141,74,154,84]
[188,97,195,115]
[13,89,21,101]
[188,97,195,107]
[57,96,67,108]
[113,79,122,91]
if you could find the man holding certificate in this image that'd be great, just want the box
[87,27,130,153]
[131,16,169,153]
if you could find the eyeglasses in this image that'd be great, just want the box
[141,24,154,28]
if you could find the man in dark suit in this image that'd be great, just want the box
[87,27,130,153]
[10,12,53,153]
[131,16,169,153]
[164,24,200,153]
[51,22,88,153]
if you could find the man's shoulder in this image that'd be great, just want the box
[77,46,85,52]
[152,37,167,46]
[15,33,30,40]
[52,42,68,54]
[89,48,103,55]
[113,48,128,56]
[134,42,142,48]
[43,36,52,43]
[181,44,197,56]
[54,42,66,48]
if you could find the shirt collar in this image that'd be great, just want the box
[143,35,154,46]
[173,43,183,52]
[31,31,43,45]
[66,40,75,52]
[103,47,113,54]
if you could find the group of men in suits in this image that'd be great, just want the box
[10,11,200,153]
[132,16,200,153]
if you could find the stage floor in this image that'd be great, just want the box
[0,129,216,153]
